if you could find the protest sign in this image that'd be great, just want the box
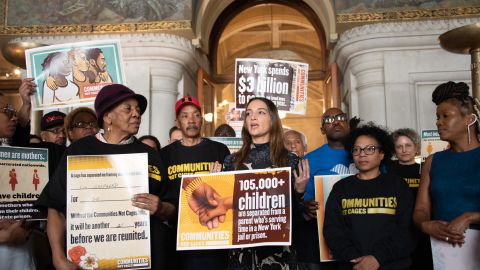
[431,229,480,270]
[235,58,308,114]
[177,168,291,250]
[314,174,351,261]
[26,40,125,110]
[66,153,150,270]
[208,137,242,153]
[420,130,449,162]
[0,146,48,220]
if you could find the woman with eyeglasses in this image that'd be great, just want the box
[413,82,480,255]
[0,80,40,270]
[64,107,99,143]
[323,124,414,270]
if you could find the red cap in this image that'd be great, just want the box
[175,96,201,115]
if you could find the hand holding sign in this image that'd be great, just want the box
[132,193,161,215]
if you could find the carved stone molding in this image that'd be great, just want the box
[337,6,480,23]
[333,18,480,72]
[338,17,480,45]
[0,21,191,35]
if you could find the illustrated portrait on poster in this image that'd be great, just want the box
[26,40,125,110]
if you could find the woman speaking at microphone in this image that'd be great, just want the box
[222,97,309,270]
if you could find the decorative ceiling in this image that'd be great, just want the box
[216,4,322,76]
[335,0,480,23]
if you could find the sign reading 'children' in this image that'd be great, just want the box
[177,168,291,250]
[235,58,309,114]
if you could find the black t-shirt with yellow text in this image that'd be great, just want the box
[159,138,230,270]
[386,160,420,198]
[324,173,414,270]
[159,138,230,202]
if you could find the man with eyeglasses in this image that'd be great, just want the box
[296,108,357,270]
[40,111,66,146]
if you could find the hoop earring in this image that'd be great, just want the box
[468,124,472,145]
[467,114,478,145]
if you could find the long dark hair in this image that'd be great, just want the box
[233,97,289,169]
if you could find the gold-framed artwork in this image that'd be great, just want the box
[1,0,192,35]
[335,0,480,23]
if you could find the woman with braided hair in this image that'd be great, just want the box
[414,81,480,249]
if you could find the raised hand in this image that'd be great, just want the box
[18,78,36,104]
[294,159,310,193]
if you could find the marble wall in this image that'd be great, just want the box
[333,17,480,132]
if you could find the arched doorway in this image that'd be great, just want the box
[201,0,330,150]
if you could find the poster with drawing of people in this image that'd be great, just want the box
[26,40,125,110]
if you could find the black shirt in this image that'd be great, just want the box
[37,135,174,269]
[386,161,433,270]
[159,138,230,270]
[386,161,421,198]
[324,173,414,270]
[160,138,230,203]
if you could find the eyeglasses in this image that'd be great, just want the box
[322,113,347,124]
[351,145,380,156]
[72,121,98,129]
[45,127,65,135]
[1,105,17,119]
